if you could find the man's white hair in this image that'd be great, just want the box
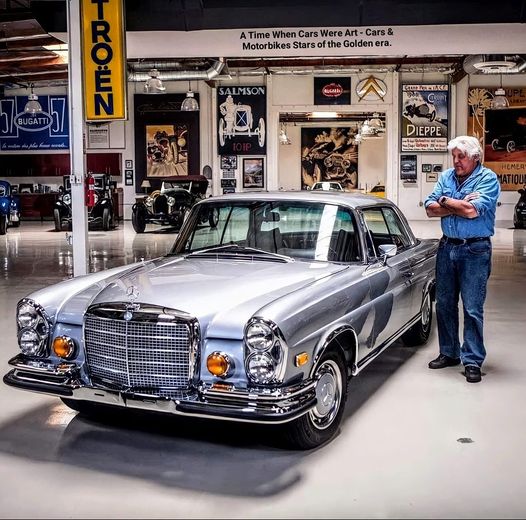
[447,135,483,161]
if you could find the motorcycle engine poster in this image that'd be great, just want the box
[217,86,266,155]
[401,84,449,152]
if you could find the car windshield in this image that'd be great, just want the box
[172,200,362,263]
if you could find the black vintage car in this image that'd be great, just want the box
[132,175,213,233]
[54,173,117,231]
[514,187,526,229]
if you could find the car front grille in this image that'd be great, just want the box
[153,194,168,214]
[84,304,199,398]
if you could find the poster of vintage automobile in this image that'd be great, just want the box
[468,87,526,192]
[401,84,449,152]
[146,124,188,177]
[301,127,358,190]
[483,107,526,191]
[217,86,266,155]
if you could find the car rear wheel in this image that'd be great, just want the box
[0,215,7,235]
[280,349,347,450]
[132,207,146,233]
[102,207,111,231]
[53,209,62,231]
[402,291,433,346]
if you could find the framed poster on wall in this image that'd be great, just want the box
[217,86,266,155]
[242,158,265,189]
[401,84,449,152]
[400,154,417,182]
[300,127,358,190]
[134,93,200,192]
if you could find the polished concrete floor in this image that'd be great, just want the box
[1,219,525,519]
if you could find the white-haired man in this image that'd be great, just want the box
[424,136,500,383]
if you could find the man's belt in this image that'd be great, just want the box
[442,235,490,245]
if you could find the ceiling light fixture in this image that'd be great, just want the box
[491,75,509,109]
[144,68,166,94]
[181,81,199,111]
[368,112,385,132]
[310,111,338,118]
[24,83,43,114]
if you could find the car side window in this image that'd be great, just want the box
[362,206,411,256]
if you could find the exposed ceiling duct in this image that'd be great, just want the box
[463,54,526,74]
[128,58,225,82]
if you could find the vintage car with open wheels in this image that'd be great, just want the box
[54,174,117,231]
[4,191,437,449]
[0,180,21,235]
[132,175,213,233]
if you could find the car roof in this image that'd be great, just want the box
[199,190,392,210]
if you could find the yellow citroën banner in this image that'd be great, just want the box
[81,0,127,121]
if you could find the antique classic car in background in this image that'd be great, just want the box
[54,174,117,231]
[132,175,210,233]
[0,180,21,235]
[514,186,526,229]
[4,191,437,449]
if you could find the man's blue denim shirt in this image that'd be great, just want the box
[424,163,500,239]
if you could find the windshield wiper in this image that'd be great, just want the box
[184,244,293,262]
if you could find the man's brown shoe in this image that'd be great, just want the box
[428,354,461,369]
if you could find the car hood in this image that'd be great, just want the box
[55,256,348,339]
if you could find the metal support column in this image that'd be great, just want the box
[67,0,89,276]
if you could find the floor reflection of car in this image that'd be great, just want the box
[367,184,386,198]
[311,181,344,191]
[5,191,438,450]
[54,174,117,231]
[0,180,21,235]
[514,186,526,229]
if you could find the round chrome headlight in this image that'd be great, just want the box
[167,196,176,207]
[63,193,71,205]
[17,303,40,329]
[145,197,153,207]
[245,322,274,351]
[246,353,275,383]
[18,328,43,356]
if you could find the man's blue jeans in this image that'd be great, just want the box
[435,238,492,368]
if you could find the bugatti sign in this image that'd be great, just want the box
[13,112,53,132]
[314,77,351,105]
[0,95,69,150]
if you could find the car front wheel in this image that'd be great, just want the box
[53,209,62,231]
[280,350,347,450]
[132,207,146,233]
[0,215,7,235]
[102,207,111,231]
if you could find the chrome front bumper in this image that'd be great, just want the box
[3,354,316,424]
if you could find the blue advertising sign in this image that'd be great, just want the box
[0,95,69,151]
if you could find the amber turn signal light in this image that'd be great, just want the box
[295,352,309,367]
[52,336,75,359]
[206,352,232,378]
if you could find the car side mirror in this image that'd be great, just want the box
[378,243,397,264]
